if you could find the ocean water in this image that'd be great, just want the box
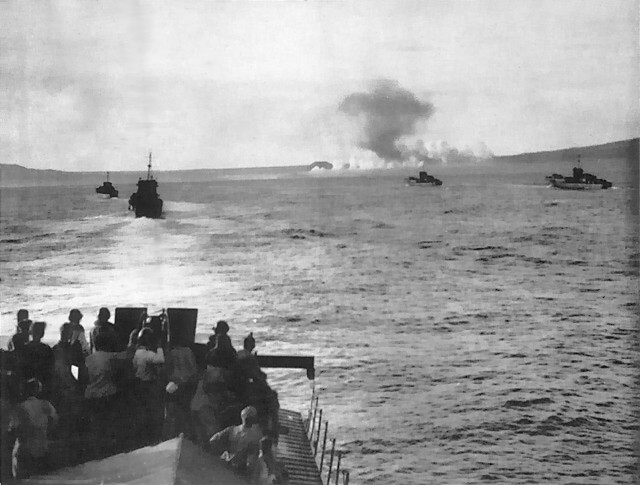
[0,158,638,484]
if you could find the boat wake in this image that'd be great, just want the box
[163,201,211,213]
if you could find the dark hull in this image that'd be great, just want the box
[546,165,612,190]
[95,186,119,198]
[550,180,611,190]
[406,179,442,186]
[134,197,163,218]
[131,173,162,218]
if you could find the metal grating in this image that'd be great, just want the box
[277,408,323,485]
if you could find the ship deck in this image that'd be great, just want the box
[277,408,323,485]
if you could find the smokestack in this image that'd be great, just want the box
[338,79,434,163]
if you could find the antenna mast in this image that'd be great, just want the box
[147,152,152,180]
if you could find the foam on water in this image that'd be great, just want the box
[162,200,211,213]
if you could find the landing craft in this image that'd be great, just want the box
[405,171,443,186]
[546,155,612,190]
[128,152,164,218]
[95,172,119,198]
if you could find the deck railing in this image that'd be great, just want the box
[305,393,350,485]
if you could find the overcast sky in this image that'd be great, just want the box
[2,0,638,171]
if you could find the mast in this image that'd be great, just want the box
[106,171,110,182]
[147,152,152,180]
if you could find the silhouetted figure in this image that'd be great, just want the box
[129,313,165,350]
[237,332,267,386]
[65,309,89,357]
[63,309,90,390]
[132,328,165,446]
[228,332,277,438]
[7,310,33,391]
[22,322,54,398]
[252,436,289,485]
[163,343,198,439]
[90,307,117,353]
[51,324,83,452]
[8,309,32,352]
[190,356,236,445]
[242,375,279,438]
[209,405,263,473]
[8,378,58,479]
[84,332,133,457]
[127,311,149,348]
[238,333,256,360]
[206,321,238,399]
[148,313,167,349]
[207,320,237,359]
[1,383,14,483]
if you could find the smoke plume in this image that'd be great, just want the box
[334,79,493,169]
[339,79,434,162]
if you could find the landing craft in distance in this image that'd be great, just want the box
[546,155,612,190]
[405,171,442,186]
[128,152,164,218]
[96,172,119,198]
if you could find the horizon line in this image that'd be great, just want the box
[2,137,637,173]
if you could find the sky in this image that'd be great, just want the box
[1,0,638,171]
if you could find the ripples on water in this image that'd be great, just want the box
[0,160,637,484]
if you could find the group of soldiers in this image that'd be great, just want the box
[1,308,287,484]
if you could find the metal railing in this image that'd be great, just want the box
[305,393,350,485]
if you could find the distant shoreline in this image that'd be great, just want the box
[0,164,309,188]
[1,138,636,188]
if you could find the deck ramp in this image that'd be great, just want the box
[277,409,323,485]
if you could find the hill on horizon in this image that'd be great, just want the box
[494,138,638,163]
[0,163,307,188]
[1,138,637,187]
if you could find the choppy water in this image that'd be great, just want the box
[1,159,638,484]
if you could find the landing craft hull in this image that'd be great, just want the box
[95,190,119,198]
[134,198,163,218]
[550,180,609,190]
[405,180,442,187]
[546,159,612,190]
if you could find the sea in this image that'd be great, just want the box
[0,157,638,484]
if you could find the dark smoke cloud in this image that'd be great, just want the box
[339,79,434,162]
